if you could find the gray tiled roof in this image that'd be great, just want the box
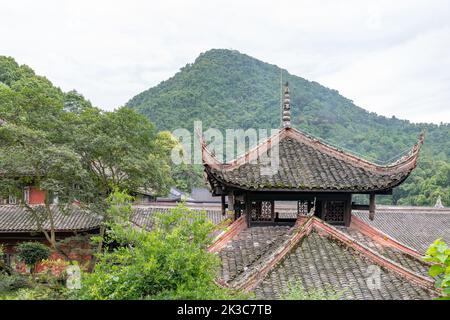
[336,226,430,277]
[206,128,421,192]
[0,205,225,233]
[218,226,291,283]
[131,206,226,230]
[217,222,437,300]
[0,205,101,232]
[353,208,450,253]
[253,231,434,300]
[189,188,224,203]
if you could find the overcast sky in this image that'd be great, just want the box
[1,0,449,124]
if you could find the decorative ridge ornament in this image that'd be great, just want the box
[282,82,291,128]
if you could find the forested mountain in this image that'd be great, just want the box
[127,49,450,206]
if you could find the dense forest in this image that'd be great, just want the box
[127,49,450,206]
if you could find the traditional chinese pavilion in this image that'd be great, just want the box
[202,83,424,227]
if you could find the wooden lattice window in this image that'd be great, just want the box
[297,200,309,216]
[324,201,345,224]
[250,201,274,222]
[261,201,273,221]
[250,201,259,221]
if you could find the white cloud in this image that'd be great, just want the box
[0,0,449,123]
[318,27,450,123]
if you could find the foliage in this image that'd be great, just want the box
[281,281,345,300]
[127,49,450,204]
[172,163,204,193]
[0,55,175,261]
[40,259,71,278]
[16,242,51,272]
[0,274,31,293]
[0,269,68,300]
[423,239,450,299]
[0,245,12,275]
[0,54,175,198]
[0,285,67,300]
[394,158,450,206]
[78,204,242,300]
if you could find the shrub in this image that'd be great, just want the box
[78,203,244,300]
[16,242,51,273]
[0,274,31,293]
[0,245,10,275]
[423,238,450,299]
[40,259,70,278]
[1,286,66,300]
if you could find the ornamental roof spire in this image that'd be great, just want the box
[282,82,291,128]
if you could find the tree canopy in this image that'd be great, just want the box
[0,55,175,256]
[78,201,240,299]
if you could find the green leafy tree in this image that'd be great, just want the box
[0,245,11,275]
[16,242,50,274]
[423,239,450,299]
[172,163,204,193]
[0,123,90,257]
[78,202,241,300]
[0,56,174,264]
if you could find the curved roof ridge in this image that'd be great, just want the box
[201,127,424,175]
[197,129,223,170]
[200,128,287,171]
[286,128,425,174]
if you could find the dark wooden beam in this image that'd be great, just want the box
[248,192,318,201]
[245,192,251,227]
[221,194,226,216]
[351,204,370,210]
[344,193,352,227]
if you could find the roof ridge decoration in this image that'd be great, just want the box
[281,82,291,128]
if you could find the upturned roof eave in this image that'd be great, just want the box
[200,127,425,176]
[204,164,411,194]
[201,128,424,194]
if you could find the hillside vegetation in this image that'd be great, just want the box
[127,49,450,206]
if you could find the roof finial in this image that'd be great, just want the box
[282,81,291,128]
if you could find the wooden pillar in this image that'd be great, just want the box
[245,192,251,227]
[369,193,376,220]
[221,194,226,216]
[271,200,275,223]
[344,193,352,227]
